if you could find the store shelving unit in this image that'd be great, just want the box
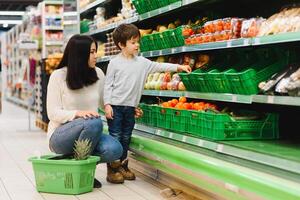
[41,0,64,58]
[80,0,300,199]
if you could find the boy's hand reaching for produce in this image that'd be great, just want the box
[177,65,192,73]
[135,107,143,118]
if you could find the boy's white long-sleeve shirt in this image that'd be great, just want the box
[104,54,178,107]
[46,67,105,143]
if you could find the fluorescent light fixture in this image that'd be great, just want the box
[0,20,23,25]
[0,11,25,16]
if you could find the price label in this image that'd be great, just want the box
[254,38,260,45]
[227,40,232,47]
[267,95,274,104]
[198,140,204,147]
[149,51,153,57]
[171,48,176,54]
[216,144,224,153]
[159,50,162,55]
[182,136,187,142]
[169,132,174,139]
[156,130,162,136]
[232,95,237,102]
[243,39,249,46]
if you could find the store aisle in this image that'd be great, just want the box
[0,101,165,200]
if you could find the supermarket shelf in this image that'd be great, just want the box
[140,38,250,57]
[132,122,300,175]
[139,1,182,21]
[5,96,31,109]
[97,55,114,62]
[80,0,106,15]
[252,95,300,106]
[252,32,300,46]
[44,0,63,5]
[182,0,201,5]
[142,90,300,106]
[143,90,252,104]
[45,15,63,19]
[86,16,139,36]
[44,26,64,31]
[45,41,64,46]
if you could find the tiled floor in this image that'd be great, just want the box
[0,100,165,200]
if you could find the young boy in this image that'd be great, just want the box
[103,23,191,184]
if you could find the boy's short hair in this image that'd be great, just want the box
[112,23,140,50]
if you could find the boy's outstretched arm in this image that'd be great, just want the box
[145,57,191,74]
[103,62,115,119]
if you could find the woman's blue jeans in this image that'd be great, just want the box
[49,118,123,163]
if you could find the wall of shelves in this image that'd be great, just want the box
[79,0,300,198]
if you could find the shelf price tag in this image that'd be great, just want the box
[254,37,260,45]
[198,140,204,147]
[243,38,249,46]
[232,95,237,102]
[216,144,224,153]
[171,48,176,54]
[227,40,232,47]
[182,136,187,142]
[267,95,274,104]
[169,132,174,139]
[156,129,162,136]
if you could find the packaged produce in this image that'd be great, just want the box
[241,18,265,38]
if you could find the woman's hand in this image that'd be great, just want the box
[105,104,114,119]
[75,110,100,119]
[177,65,192,73]
[135,107,143,118]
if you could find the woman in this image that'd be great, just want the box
[46,35,124,188]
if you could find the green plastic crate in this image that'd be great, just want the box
[225,60,285,95]
[178,72,195,91]
[187,111,279,141]
[189,68,212,93]
[29,155,100,195]
[171,109,189,133]
[139,104,153,126]
[174,26,185,47]
[207,69,234,93]
[153,106,172,129]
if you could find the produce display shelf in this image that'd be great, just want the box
[79,0,107,15]
[85,16,139,36]
[44,0,63,5]
[131,122,300,175]
[142,90,300,106]
[140,38,250,57]
[103,122,300,200]
[182,0,203,6]
[139,1,182,21]
[252,32,300,46]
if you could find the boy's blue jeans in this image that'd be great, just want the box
[49,118,123,163]
[107,105,135,161]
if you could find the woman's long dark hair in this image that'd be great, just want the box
[57,34,99,90]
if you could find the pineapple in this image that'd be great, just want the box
[73,139,92,160]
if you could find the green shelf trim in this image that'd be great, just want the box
[133,123,300,174]
[252,95,300,106]
[129,135,300,200]
[252,32,300,46]
[142,90,300,106]
[139,1,182,21]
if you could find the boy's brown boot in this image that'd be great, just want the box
[119,159,136,180]
[106,161,124,184]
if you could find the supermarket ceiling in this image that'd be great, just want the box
[0,0,42,31]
